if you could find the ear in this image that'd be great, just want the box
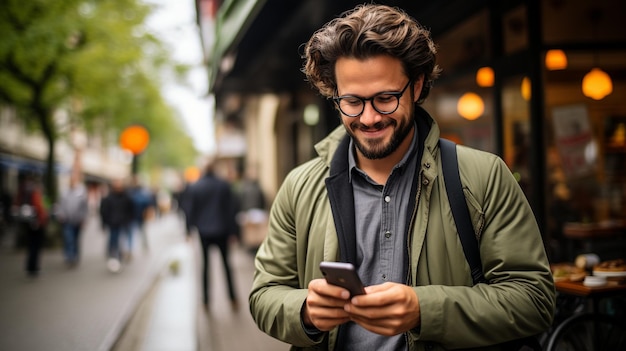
[412,75,424,102]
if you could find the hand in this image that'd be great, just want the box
[344,282,420,336]
[302,278,352,331]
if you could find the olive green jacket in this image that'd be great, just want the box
[249,110,555,350]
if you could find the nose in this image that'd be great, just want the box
[358,100,383,125]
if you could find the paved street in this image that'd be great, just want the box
[0,210,289,351]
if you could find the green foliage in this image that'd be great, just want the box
[0,0,200,200]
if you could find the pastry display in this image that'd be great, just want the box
[593,259,626,272]
[593,259,626,279]
[551,264,587,282]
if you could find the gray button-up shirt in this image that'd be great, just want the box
[345,122,419,351]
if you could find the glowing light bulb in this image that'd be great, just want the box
[457,92,484,120]
[582,68,613,100]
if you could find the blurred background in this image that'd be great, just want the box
[1,0,625,350]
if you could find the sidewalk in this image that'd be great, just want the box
[0,210,290,351]
[0,211,189,351]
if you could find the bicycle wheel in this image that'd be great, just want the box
[545,313,626,351]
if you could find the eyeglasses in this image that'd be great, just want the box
[332,80,412,117]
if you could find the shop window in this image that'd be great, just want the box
[424,73,494,153]
[543,49,626,261]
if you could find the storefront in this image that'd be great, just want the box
[206,0,626,261]
[421,1,626,261]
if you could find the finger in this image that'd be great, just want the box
[305,293,351,331]
[309,278,352,301]
[351,284,395,307]
[363,282,394,294]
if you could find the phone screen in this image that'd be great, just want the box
[319,261,366,296]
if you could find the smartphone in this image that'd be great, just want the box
[319,261,366,297]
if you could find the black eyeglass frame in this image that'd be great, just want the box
[332,80,412,117]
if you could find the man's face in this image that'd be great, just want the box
[335,55,422,160]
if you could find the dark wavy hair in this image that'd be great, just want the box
[302,4,441,104]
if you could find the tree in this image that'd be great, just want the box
[0,0,198,202]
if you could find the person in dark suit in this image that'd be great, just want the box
[185,158,240,312]
[99,178,134,273]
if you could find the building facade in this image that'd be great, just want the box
[200,0,626,261]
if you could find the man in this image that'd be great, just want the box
[14,172,48,277]
[57,174,89,267]
[185,159,240,312]
[100,178,134,273]
[249,4,555,350]
[128,175,155,253]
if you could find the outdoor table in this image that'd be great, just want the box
[547,278,626,350]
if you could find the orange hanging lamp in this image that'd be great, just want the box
[457,92,484,120]
[582,67,613,100]
[545,50,568,70]
[475,67,494,87]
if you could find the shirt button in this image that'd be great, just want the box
[384,195,391,202]
[385,231,391,238]
[424,163,431,168]
[382,274,387,280]
[422,179,429,185]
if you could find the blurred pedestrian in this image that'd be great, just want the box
[235,164,267,252]
[237,164,266,214]
[56,174,88,267]
[173,180,191,219]
[128,175,155,253]
[0,181,12,243]
[13,172,48,277]
[99,178,134,273]
[185,158,240,312]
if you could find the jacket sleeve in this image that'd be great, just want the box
[413,150,555,349]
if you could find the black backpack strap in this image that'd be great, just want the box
[440,140,541,350]
[439,138,486,285]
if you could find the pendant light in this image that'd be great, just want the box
[582,67,613,100]
[475,67,494,87]
[545,50,568,70]
[582,8,613,100]
[457,92,484,120]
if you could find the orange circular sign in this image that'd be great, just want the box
[119,125,150,155]
[184,166,200,183]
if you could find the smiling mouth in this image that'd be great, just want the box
[357,119,390,130]
[357,121,392,136]
[360,128,386,138]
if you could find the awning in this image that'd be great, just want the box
[209,0,267,91]
[0,153,68,175]
[207,1,467,96]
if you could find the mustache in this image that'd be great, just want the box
[350,119,395,131]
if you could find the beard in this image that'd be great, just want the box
[344,114,413,160]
